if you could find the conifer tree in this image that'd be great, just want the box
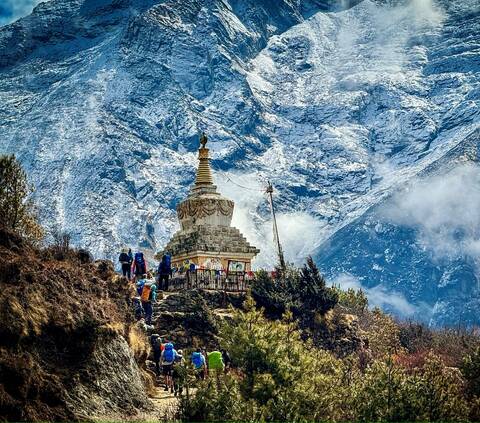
[0,154,43,241]
[354,357,414,422]
[414,353,469,421]
[299,256,338,314]
[461,347,480,420]
[462,347,480,397]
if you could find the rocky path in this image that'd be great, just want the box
[149,386,179,418]
[136,289,243,420]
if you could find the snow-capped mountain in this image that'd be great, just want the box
[0,0,479,326]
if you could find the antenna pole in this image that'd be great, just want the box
[266,181,286,271]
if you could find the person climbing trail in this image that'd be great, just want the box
[172,349,185,397]
[132,251,147,281]
[128,248,134,270]
[221,348,231,373]
[132,297,144,320]
[207,350,225,374]
[160,342,177,393]
[151,334,163,378]
[157,253,172,291]
[138,276,157,325]
[191,348,207,380]
[119,248,131,278]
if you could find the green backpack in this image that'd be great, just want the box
[207,351,224,370]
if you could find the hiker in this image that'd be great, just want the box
[207,350,225,374]
[221,348,231,372]
[191,348,207,380]
[132,297,144,320]
[119,248,131,278]
[160,342,177,393]
[172,349,185,396]
[151,334,163,377]
[132,251,147,281]
[157,253,172,291]
[138,276,157,325]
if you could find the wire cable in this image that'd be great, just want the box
[210,161,266,193]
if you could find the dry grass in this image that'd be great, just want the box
[128,324,149,364]
[0,228,144,421]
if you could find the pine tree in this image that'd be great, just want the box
[414,353,469,421]
[461,346,480,397]
[299,256,338,314]
[217,297,348,422]
[354,356,415,422]
[362,308,403,358]
[0,155,43,241]
[461,347,480,420]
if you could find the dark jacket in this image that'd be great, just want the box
[119,252,130,264]
[158,259,171,276]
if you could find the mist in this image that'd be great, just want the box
[0,0,42,26]
[382,164,480,264]
[216,172,325,268]
[333,273,417,317]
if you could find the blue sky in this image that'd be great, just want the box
[0,0,43,26]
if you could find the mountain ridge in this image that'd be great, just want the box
[0,0,479,325]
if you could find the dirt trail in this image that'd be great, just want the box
[149,386,179,416]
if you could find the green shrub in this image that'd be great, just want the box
[251,256,338,320]
[336,287,369,314]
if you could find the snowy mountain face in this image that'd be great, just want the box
[0,0,479,325]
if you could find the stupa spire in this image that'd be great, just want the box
[194,132,214,186]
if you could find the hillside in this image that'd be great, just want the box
[0,229,154,421]
[1,217,480,421]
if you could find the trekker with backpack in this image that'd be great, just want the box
[132,297,144,320]
[191,348,207,380]
[138,276,157,325]
[119,248,131,278]
[132,251,147,281]
[157,253,172,291]
[207,350,225,374]
[150,334,163,377]
[221,349,231,373]
[172,349,185,396]
[160,342,177,393]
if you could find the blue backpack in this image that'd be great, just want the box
[191,352,204,369]
[135,252,145,265]
[134,252,146,273]
[136,279,145,296]
[163,343,176,362]
[165,254,171,268]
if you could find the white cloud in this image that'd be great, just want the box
[215,171,324,268]
[333,273,416,317]
[0,0,43,27]
[382,164,480,263]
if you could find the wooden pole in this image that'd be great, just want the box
[266,181,286,271]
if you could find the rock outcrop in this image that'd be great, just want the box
[150,289,246,349]
[0,229,153,421]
